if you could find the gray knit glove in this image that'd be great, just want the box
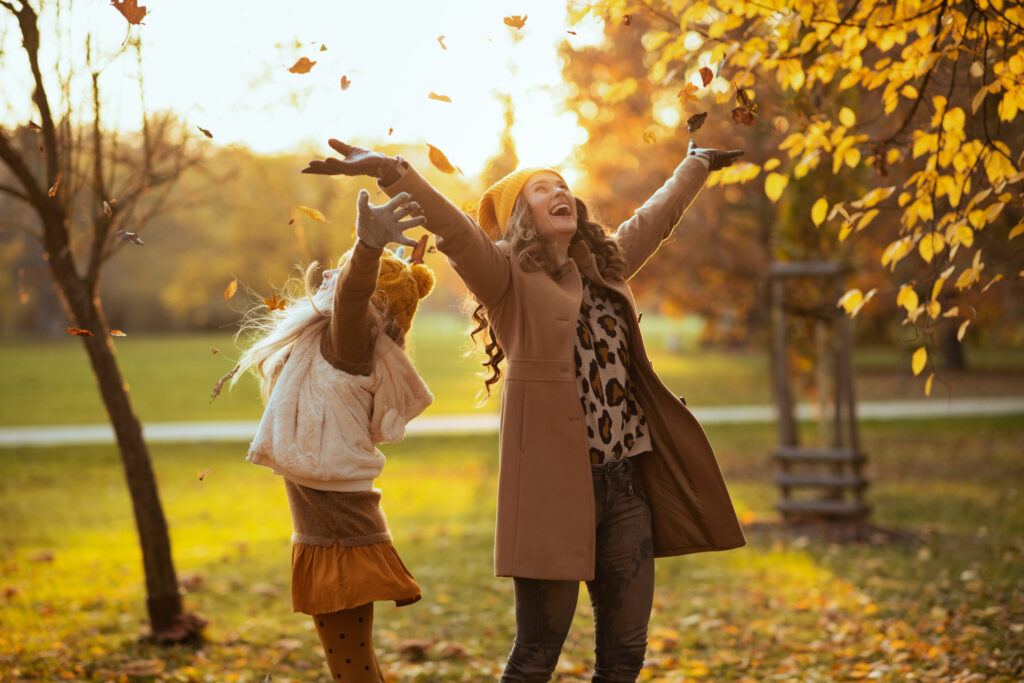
[355,190,424,249]
[687,142,744,171]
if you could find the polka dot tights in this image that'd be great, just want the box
[314,603,383,682]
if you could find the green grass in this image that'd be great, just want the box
[3,314,1024,426]
[1,418,1022,681]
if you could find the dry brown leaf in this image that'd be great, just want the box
[47,177,60,197]
[699,66,714,87]
[677,83,699,104]
[410,235,429,265]
[623,14,633,26]
[426,144,460,174]
[111,0,146,25]
[340,75,351,90]
[197,125,213,138]
[210,365,239,402]
[388,127,394,136]
[504,15,527,29]
[429,92,452,103]
[66,327,93,336]
[288,57,316,74]
[319,44,327,51]
[224,279,238,300]
[117,230,144,245]
[264,294,287,311]
[198,468,212,481]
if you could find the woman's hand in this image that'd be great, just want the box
[302,139,402,185]
[356,189,424,249]
[687,144,745,171]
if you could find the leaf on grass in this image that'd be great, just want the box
[288,57,316,74]
[296,205,326,222]
[66,327,93,336]
[110,329,127,337]
[198,468,212,481]
[437,35,446,50]
[426,143,460,174]
[912,346,927,376]
[111,0,146,25]
[224,279,238,300]
[103,200,113,217]
[197,125,213,138]
[429,92,452,103]
[340,75,351,90]
[677,83,699,104]
[117,230,144,245]
[698,66,714,87]
[732,107,756,126]
[504,15,527,29]
[686,112,707,134]
[264,294,287,311]
[210,365,239,402]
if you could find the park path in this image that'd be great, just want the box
[1,396,1022,447]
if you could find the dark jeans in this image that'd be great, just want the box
[501,455,655,682]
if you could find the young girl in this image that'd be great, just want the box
[303,141,746,681]
[235,190,435,681]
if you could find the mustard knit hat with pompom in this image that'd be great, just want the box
[478,167,566,240]
[372,249,435,333]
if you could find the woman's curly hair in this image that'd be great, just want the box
[468,194,627,401]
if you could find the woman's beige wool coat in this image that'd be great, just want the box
[382,157,746,581]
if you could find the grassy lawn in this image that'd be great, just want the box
[3,313,1023,426]
[1,418,1021,681]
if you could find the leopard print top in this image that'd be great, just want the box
[573,275,652,464]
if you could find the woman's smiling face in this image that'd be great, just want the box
[521,172,577,244]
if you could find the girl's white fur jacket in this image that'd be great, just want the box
[247,331,433,492]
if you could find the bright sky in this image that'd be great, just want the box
[2,0,606,180]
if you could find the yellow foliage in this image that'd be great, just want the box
[912,347,927,376]
[811,197,828,227]
[764,172,789,202]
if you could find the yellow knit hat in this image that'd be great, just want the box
[478,167,567,240]
[372,249,435,333]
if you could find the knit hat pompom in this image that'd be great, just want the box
[478,166,567,240]
[373,249,435,333]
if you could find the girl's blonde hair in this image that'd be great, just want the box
[469,195,628,399]
[233,254,402,404]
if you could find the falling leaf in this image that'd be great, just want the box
[732,86,758,126]
[388,127,394,136]
[686,112,707,134]
[296,206,327,222]
[48,177,60,197]
[732,107,756,126]
[429,92,452,103]
[839,107,856,127]
[567,30,577,35]
[426,143,460,174]
[643,130,656,144]
[197,125,213,138]
[912,346,927,376]
[210,348,220,354]
[409,234,429,265]
[110,0,146,25]
[623,14,633,26]
[677,83,699,104]
[837,289,864,315]
[504,15,527,29]
[340,75,351,90]
[764,172,789,202]
[66,327,93,336]
[925,372,934,396]
[198,468,212,481]
[210,365,239,402]
[288,57,316,74]
[117,230,144,245]
[957,319,971,341]
[264,294,287,311]
[103,200,113,217]
[319,44,328,51]
[110,330,127,337]
[287,218,295,225]
[698,66,714,87]
[437,35,446,50]
[224,279,238,300]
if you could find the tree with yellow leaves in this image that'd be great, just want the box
[567,0,1023,390]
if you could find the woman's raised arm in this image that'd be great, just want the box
[304,140,512,307]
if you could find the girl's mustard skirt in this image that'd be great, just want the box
[285,480,421,615]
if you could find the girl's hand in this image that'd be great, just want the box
[356,189,424,249]
[687,143,744,171]
[302,139,402,185]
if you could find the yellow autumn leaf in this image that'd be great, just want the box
[811,197,828,226]
[925,372,934,396]
[224,279,238,300]
[296,206,326,222]
[839,107,856,127]
[912,346,927,376]
[926,300,940,318]
[942,306,959,318]
[918,233,944,263]
[982,274,1004,292]
[426,143,460,174]
[897,284,919,313]
[764,172,788,202]
[957,319,970,341]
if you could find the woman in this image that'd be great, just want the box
[235,190,435,681]
[303,140,746,681]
